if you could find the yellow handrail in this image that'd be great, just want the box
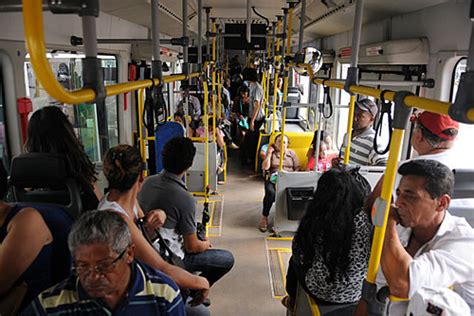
[313,78,450,115]
[23,0,201,105]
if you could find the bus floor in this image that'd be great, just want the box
[207,150,289,316]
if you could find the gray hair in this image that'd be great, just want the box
[68,210,132,256]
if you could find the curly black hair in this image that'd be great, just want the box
[294,167,370,282]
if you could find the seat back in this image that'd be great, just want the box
[9,153,83,219]
[449,169,474,226]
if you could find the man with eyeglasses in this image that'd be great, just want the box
[340,98,387,166]
[22,210,185,316]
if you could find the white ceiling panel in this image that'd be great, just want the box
[100,0,451,39]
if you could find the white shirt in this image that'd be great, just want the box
[97,193,139,220]
[393,150,474,210]
[376,212,474,315]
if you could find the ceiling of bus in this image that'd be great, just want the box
[100,0,450,43]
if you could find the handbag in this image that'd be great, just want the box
[136,218,186,269]
[238,117,249,130]
[0,282,28,316]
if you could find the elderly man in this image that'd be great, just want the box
[22,211,185,316]
[377,160,474,315]
[340,98,387,166]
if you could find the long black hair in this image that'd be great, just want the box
[294,166,370,282]
[26,106,97,187]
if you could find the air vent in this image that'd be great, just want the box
[309,0,354,25]
[158,2,183,23]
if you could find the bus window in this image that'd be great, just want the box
[450,57,474,158]
[24,53,119,162]
[335,63,350,148]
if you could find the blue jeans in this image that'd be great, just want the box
[184,249,234,286]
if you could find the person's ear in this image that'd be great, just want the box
[125,244,135,263]
[437,194,451,213]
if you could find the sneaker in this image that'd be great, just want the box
[229,142,239,149]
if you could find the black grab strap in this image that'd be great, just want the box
[321,79,333,119]
[374,90,393,155]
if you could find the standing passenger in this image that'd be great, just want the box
[138,137,235,287]
[242,67,265,165]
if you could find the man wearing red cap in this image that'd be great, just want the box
[366,111,474,212]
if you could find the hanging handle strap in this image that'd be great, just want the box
[374,89,393,155]
[321,79,333,119]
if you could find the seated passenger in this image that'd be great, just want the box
[22,211,185,315]
[138,137,234,287]
[97,144,210,308]
[259,134,300,232]
[340,98,387,166]
[26,106,100,211]
[0,162,73,314]
[305,131,338,172]
[305,141,334,172]
[284,167,371,311]
[363,159,474,315]
[177,84,201,130]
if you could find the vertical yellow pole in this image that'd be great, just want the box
[276,20,282,55]
[138,88,148,176]
[211,22,217,143]
[343,95,356,165]
[278,107,287,171]
[286,7,293,56]
[366,129,404,282]
[217,71,222,119]
[272,72,280,134]
[203,81,209,200]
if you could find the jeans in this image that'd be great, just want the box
[262,180,276,217]
[184,249,234,286]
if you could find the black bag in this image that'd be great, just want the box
[136,218,186,269]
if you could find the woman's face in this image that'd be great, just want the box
[319,142,328,159]
[274,136,288,152]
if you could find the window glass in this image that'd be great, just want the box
[335,63,350,148]
[24,53,118,162]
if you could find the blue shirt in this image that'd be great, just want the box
[0,204,73,310]
[22,260,186,316]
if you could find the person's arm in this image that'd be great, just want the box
[262,146,275,171]
[183,233,211,253]
[364,175,384,216]
[0,207,52,295]
[291,150,300,171]
[93,182,103,200]
[120,213,209,293]
[380,210,412,298]
[216,129,226,148]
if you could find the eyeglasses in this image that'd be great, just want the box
[72,248,127,277]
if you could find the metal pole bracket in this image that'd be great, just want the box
[343,67,359,95]
[450,70,474,123]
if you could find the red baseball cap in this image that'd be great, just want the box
[415,111,459,140]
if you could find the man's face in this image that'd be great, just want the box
[74,243,132,299]
[353,108,374,131]
[395,175,441,228]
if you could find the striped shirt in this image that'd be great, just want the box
[340,128,387,166]
[21,260,185,316]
